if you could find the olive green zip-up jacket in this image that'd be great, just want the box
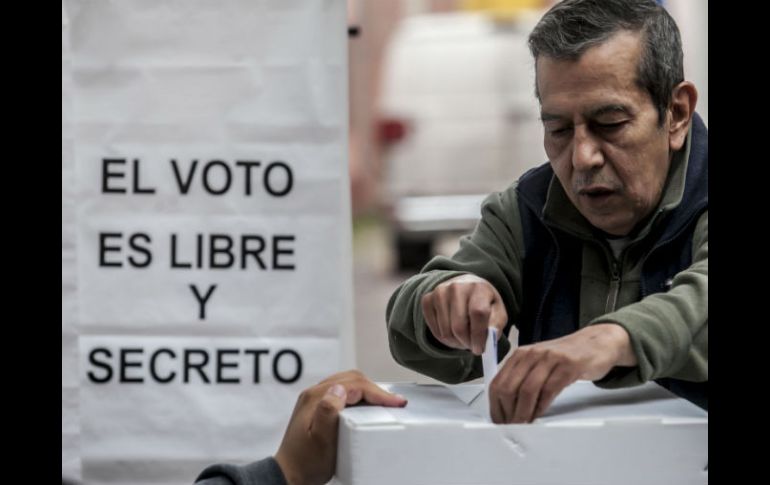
[386,122,708,390]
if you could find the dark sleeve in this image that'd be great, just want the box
[194,457,287,485]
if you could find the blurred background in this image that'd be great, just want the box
[345,0,708,382]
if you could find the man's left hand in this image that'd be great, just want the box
[489,323,637,424]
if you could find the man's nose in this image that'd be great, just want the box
[571,126,604,171]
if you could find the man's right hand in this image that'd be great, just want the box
[421,274,507,355]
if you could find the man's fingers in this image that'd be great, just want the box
[308,384,347,444]
[490,350,536,423]
[492,389,517,425]
[512,359,556,423]
[424,291,454,346]
[448,285,471,350]
[345,381,408,408]
[433,291,453,344]
[425,276,507,352]
[488,299,508,337]
[490,391,507,424]
[533,365,576,421]
[314,372,408,408]
[468,290,492,354]
[358,384,408,408]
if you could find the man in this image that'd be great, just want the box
[386,0,707,424]
[195,370,407,485]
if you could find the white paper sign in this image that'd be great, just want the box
[62,1,353,482]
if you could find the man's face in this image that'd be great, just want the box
[536,31,672,236]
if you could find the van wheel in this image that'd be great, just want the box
[395,235,433,273]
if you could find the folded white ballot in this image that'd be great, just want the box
[480,327,498,421]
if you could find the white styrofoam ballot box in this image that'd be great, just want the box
[333,381,707,485]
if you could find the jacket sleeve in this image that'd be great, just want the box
[194,457,287,485]
[593,210,708,387]
[386,187,526,383]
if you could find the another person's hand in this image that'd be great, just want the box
[489,323,637,424]
[421,274,507,355]
[274,370,407,485]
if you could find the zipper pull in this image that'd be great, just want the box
[610,261,620,279]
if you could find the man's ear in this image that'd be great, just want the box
[668,81,698,151]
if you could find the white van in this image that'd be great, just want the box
[378,10,547,270]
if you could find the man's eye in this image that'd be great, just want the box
[549,127,572,136]
[596,121,627,131]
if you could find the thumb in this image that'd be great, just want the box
[309,384,347,443]
[488,300,508,339]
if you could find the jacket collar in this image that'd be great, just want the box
[519,112,708,243]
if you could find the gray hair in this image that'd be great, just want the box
[528,0,683,125]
